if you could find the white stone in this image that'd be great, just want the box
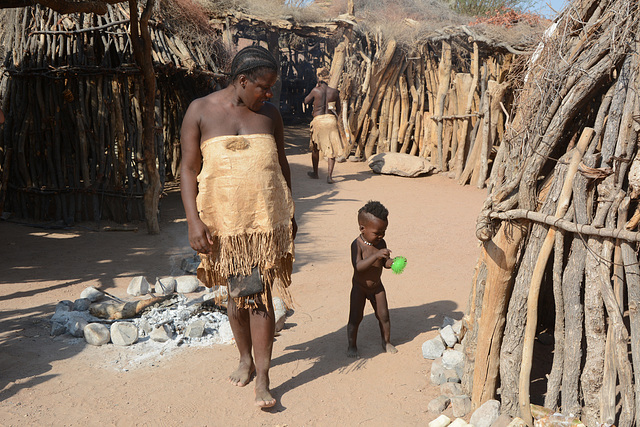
[80,286,103,302]
[185,319,205,338]
[422,336,446,359]
[428,414,451,427]
[430,359,446,385]
[368,152,437,177]
[110,321,139,346]
[273,297,287,332]
[175,275,200,293]
[469,399,500,427]
[441,316,456,329]
[452,319,463,335]
[127,276,150,296]
[442,349,465,370]
[449,419,469,427]
[444,368,460,383]
[440,382,463,397]
[440,325,458,347]
[155,277,176,296]
[84,323,110,346]
[150,324,172,342]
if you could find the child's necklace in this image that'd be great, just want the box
[360,234,373,246]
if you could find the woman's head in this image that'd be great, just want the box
[230,45,279,83]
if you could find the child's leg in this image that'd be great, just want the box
[371,286,397,354]
[347,283,367,357]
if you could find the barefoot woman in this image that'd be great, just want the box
[180,45,296,409]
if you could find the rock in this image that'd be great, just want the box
[427,395,450,413]
[150,324,172,342]
[138,319,152,337]
[175,275,200,293]
[444,368,460,383]
[68,318,88,338]
[442,349,465,370]
[368,152,437,177]
[80,286,103,302]
[430,359,446,385]
[180,254,200,274]
[428,414,451,427]
[127,276,150,296]
[73,298,91,311]
[469,399,501,427]
[50,321,66,336]
[55,300,73,314]
[452,320,463,335]
[453,343,464,352]
[84,323,110,346]
[449,419,469,427]
[440,382,463,397]
[185,319,205,338]
[273,297,287,332]
[422,336,446,359]
[110,321,139,346]
[155,277,177,296]
[441,316,456,329]
[491,413,514,427]
[440,325,458,347]
[451,394,473,418]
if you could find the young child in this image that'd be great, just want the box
[348,200,398,357]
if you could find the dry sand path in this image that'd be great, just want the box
[0,124,486,425]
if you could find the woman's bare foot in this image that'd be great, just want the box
[254,377,276,408]
[307,171,319,179]
[347,345,358,358]
[327,176,335,184]
[228,360,255,387]
[383,342,398,354]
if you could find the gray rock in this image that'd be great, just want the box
[155,277,177,296]
[273,297,287,332]
[68,318,88,338]
[150,324,172,342]
[453,343,464,352]
[440,382,463,396]
[175,275,200,293]
[368,152,437,177]
[50,321,66,336]
[110,322,139,346]
[444,368,461,383]
[430,359,446,385]
[469,399,500,427]
[427,395,450,413]
[442,349,465,370]
[84,323,110,346]
[185,319,205,338]
[451,394,473,418]
[180,254,200,274]
[73,298,91,311]
[422,336,446,359]
[80,286,103,302]
[440,325,458,347]
[55,300,73,314]
[506,417,528,427]
[127,276,150,296]
[441,316,456,329]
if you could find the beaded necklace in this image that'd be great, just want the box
[360,234,373,246]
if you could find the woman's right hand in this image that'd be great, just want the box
[188,219,214,254]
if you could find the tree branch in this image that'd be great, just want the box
[1,0,125,14]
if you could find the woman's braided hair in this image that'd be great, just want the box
[230,45,279,82]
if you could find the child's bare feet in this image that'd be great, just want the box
[383,342,398,354]
[228,360,255,387]
[254,378,276,408]
[347,345,359,358]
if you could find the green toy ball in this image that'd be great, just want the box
[391,256,407,274]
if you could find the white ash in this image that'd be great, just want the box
[133,294,233,347]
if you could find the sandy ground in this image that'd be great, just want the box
[0,124,487,426]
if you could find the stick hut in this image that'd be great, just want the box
[0,2,223,224]
[462,0,640,425]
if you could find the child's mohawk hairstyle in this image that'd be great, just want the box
[359,200,388,221]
